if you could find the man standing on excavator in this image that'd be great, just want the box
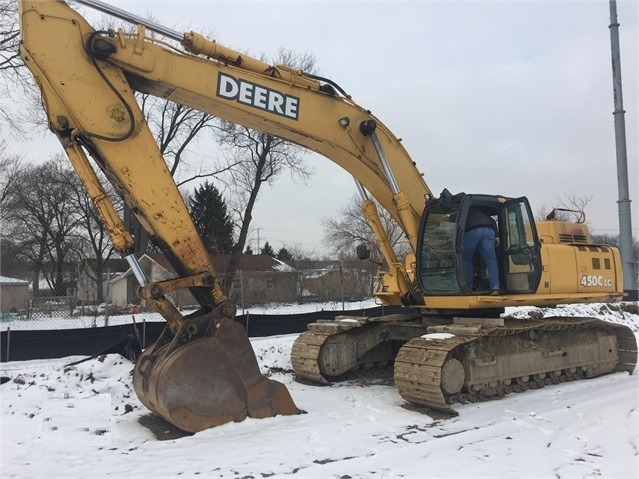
[464,206,501,294]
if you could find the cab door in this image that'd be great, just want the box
[500,198,542,293]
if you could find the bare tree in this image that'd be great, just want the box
[0,0,21,125]
[322,195,410,263]
[0,140,24,222]
[4,156,83,294]
[216,50,318,293]
[139,94,235,184]
[65,166,119,302]
[2,172,53,293]
[37,157,86,295]
[535,194,593,223]
[283,243,320,301]
[534,195,639,264]
[591,233,639,264]
[0,143,26,278]
[0,1,41,133]
[0,2,19,72]
[2,146,119,300]
[218,124,313,291]
[321,195,409,297]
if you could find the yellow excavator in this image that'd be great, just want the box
[19,0,636,432]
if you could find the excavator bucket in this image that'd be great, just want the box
[132,313,301,433]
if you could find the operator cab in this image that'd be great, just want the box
[416,190,542,296]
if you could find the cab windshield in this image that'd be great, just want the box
[418,205,461,294]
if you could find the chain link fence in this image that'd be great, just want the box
[0,263,375,331]
[0,294,138,331]
[0,297,379,332]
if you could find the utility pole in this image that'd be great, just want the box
[608,0,637,299]
[256,227,262,253]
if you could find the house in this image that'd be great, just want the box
[106,253,196,308]
[102,253,297,309]
[76,252,376,309]
[76,258,129,304]
[0,276,30,313]
[289,259,377,302]
[76,254,199,308]
[214,254,298,306]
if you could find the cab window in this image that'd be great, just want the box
[418,206,461,294]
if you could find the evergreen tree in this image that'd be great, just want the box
[188,181,234,254]
[244,245,253,255]
[260,241,275,257]
[276,247,293,261]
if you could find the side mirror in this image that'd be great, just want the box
[356,243,370,260]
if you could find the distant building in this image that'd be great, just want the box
[215,254,298,306]
[0,276,30,313]
[292,259,376,302]
[76,258,129,304]
[106,253,194,308]
[80,253,298,309]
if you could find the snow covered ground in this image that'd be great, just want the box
[1,303,638,478]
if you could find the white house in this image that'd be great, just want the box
[107,253,198,308]
[76,258,129,304]
[0,276,30,313]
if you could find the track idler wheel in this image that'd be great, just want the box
[133,315,301,433]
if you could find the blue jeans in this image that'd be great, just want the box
[464,227,500,290]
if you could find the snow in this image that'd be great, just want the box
[1,304,638,478]
[422,332,455,340]
[273,258,296,272]
[0,276,29,285]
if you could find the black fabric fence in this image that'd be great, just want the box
[0,306,405,363]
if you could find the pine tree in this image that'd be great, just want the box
[244,245,254,255]
[260,241,275,257]
[188,181,234,254]
[276,247,293,261]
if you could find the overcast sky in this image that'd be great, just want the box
[10,0,638,256]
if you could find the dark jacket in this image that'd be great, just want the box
[465,207,497,233]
